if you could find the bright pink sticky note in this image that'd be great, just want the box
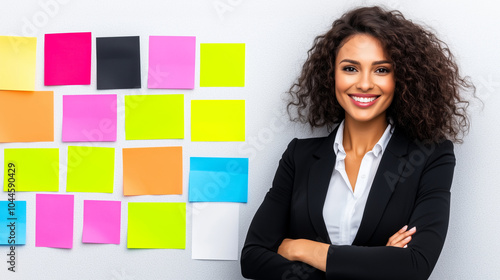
[82,200,121,244]
[62,94,117,142]
[36,194,74,249]
[148,36,196,89]
[44,32,91,85]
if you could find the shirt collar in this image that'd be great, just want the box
[333,120,394,158]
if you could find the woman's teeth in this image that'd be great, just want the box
[351,96,377,103]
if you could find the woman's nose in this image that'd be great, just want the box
[356,72,374,91]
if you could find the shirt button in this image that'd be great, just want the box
[360,174,366,179]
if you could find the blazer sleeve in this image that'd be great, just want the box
[241,138,318,279]
[325,140,456,280]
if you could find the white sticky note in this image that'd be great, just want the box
[191,203,239,260]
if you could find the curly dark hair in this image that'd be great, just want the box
[287,6,474,143]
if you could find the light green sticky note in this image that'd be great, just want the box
[66,146,115,193]
[200,43,245,87]
[127,202,186,249]
[191,100,245,142]
[3,148,59,192]
[125,94,184,140]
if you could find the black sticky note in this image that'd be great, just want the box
[96,36,141,89]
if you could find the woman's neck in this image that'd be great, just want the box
[342,114,388,157]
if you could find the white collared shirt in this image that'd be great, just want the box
[322,120,393,245]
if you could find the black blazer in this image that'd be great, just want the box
[241,126,455,280]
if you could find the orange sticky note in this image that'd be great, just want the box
[0,90,54,142]
[123,147,182,196]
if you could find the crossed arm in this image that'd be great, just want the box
[277,225,416,272]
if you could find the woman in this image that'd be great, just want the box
[241,6,473,280]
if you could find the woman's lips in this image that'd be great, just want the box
[348,94,380,107]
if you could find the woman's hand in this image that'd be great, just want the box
[386,225,416,248]
[278,238,329,272]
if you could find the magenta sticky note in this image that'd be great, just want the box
[44,32,91,85]
[82,200,121,244]
[148,36,196,89]
[62,94,117,142]
[36,194,74,249]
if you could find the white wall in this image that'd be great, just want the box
[0,0,498,279]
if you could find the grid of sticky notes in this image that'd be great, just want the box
[0,33,248,260]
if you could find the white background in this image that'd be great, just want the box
[0,0,498,279]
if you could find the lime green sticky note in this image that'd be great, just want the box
[0,36,37,91]
[3,148,59,192]
[191,100,245,141]
[125,94,184,140]
[66,146,115,193]
[127,202,186,249]
[200,43,245,87]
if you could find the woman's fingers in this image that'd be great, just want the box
[386,225,416,247]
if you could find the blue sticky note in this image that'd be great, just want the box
[0,201,26,245]
[189,157,248,202]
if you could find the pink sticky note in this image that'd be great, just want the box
[62,94,117,142]
[82,200,121,244]
[36,194,74,248]
[148,36,196,89]
[44,32,91,85]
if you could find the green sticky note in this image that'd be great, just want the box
[125,94,184,140]
[127,202,186,249]
[3,148,59,192]
[66,146,115,193]
[200,43,245,87]
[191,100,245,141]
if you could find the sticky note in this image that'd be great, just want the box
[127,202,185,249]
[96,36,141,89]
[66,146,115,193]
[0,36,36,91]
[191,100,245,141]
[62,94,117,142]
[189,157,248,202]
[3,148,59,192]
[200,43,245,87]
[0,90,54,143]
[36,194,74,248]
[125,94,184,140]
[192,203,239,260]
[44,32,91,85]
[0,201,26,245]
[123,147,182,196]
[148,36,196,89]
[82,200,121,244]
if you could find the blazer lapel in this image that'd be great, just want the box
[352,127,410,245]
[307,127,338,244]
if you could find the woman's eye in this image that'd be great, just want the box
[343,66,357,72]
[376,68,391,73]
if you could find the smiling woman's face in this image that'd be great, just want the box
[335,34,395,124]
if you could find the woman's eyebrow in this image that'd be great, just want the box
[339,59,391,65]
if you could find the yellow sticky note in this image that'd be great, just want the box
[200,43,245,87]
[125,94,184,140]
[0,90,54,143]
[66,146,115,193]
[191,100,245,141]
[3,148,59,192]
[0,36,37,91]
[127,202,186,249]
